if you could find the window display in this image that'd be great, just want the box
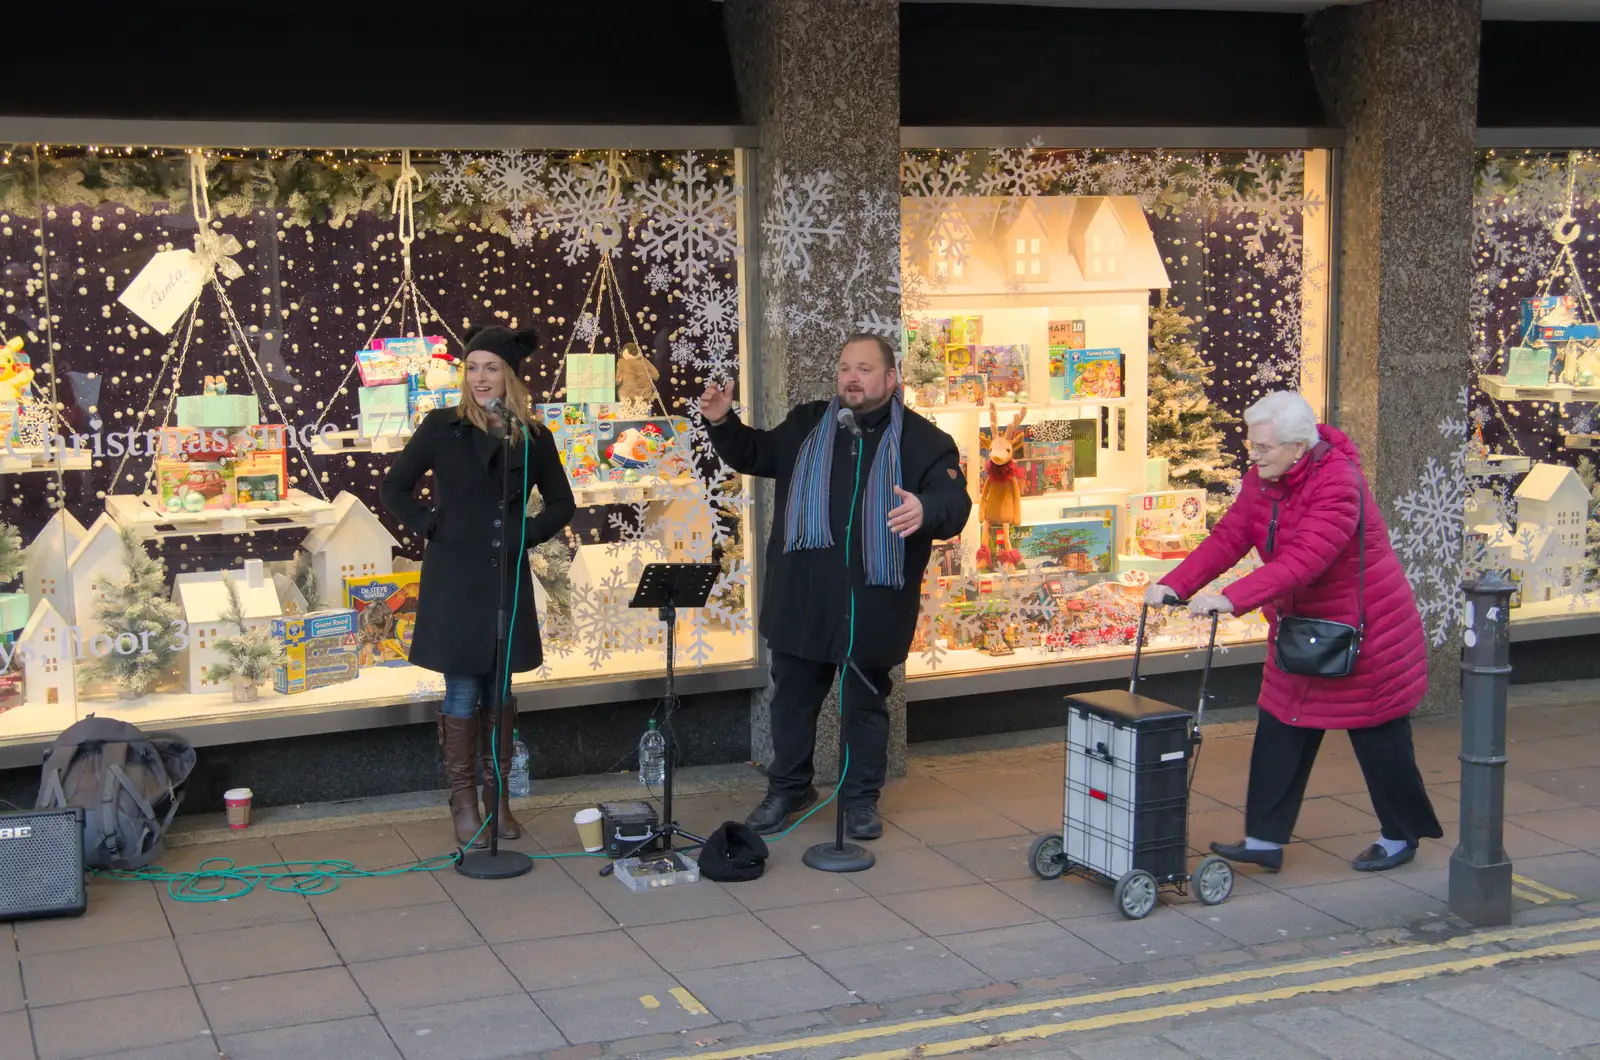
[899,146,1331,677]
[1444,148,1600,639]
[0,143,753,743]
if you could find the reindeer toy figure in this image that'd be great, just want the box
[977,403,1027,572]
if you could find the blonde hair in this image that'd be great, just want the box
[456,366,541,438]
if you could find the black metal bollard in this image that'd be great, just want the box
[1448,571,1516,927]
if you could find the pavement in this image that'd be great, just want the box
[1,680,1597,1060]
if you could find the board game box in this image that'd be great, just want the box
[344,573,421,667]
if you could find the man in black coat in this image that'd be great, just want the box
[700,334,971,839]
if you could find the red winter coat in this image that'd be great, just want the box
[1160,425,1427,730]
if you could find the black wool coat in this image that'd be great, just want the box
[708,400,971,668]
[380,408,575,677]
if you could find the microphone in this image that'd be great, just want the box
[484,397,509,439]
[837,406,862,438]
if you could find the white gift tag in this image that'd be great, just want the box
[118,249,205,334]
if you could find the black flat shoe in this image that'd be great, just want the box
[1352,843,1417,872]
[845,803,883,840]
[744,786,818,836]
[1209,839,1283,873]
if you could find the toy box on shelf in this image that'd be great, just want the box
[1121,489,1207,563]
[345,572,420,667]
[359,382,410,439]
[271,609,360,695]
[566,353,616,405]
[154,428,238,513]
[1048,319,1087,400]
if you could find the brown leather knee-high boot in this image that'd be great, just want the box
[479,706,523,840]
[439,713,487,849]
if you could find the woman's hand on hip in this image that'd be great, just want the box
[1187,591,1233,616]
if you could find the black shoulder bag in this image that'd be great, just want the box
[1265,489,1365,678]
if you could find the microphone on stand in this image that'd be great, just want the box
[484,397,510,439]
[837,406,863,438]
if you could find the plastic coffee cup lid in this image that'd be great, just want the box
[224,788,253,801]
[574,807,602,823]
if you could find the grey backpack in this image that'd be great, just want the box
[35,716,196,871]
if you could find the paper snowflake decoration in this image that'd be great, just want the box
[632,151,739,288]
[479,150,548,212]
[761,167,845,284]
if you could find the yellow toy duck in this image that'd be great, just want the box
[0,337,35,404]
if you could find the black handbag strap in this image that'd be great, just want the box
[1267,471,1366,633]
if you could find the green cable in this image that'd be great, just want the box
[769,435,865,841]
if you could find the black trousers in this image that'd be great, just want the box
[766,650,892,807]
[1246,708,1444,846]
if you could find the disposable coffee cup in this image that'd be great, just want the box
[224,788,253,830]
[574,807,604,852]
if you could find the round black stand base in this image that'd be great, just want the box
[803,841,875,873]
[456,849,532,880]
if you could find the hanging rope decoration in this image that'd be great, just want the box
[109,149,328,502]
[309,148,464,439]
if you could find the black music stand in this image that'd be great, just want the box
[599,561,719,877]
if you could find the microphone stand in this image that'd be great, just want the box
[457,407,532,880]
[804,416,875,874]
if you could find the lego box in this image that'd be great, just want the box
[344,573,420,667]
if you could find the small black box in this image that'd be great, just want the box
[599,801,661,858]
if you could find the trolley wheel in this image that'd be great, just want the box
[1194,856,1234,906]
[1028,834,1067,880]
[1114,869,1159,920]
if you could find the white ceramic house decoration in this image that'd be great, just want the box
[24,510,87,622]
[173,559,284,693]
[20,598,76,710]
[66,514,128,643]
[302,491,399,604]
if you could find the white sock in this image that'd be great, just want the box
[1244,836,1282,851]
[1375,835,1409,856]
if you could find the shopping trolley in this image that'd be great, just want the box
[1026,600,1234,920]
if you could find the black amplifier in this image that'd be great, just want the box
[0,808,86,921]
[598,801,661,858]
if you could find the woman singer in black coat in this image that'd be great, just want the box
[381,326,575,849]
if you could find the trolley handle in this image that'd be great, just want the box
[1129,599,1223,729]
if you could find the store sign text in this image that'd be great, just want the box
[4,622,192,670]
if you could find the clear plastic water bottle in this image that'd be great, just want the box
[638,720,666,786]
[508,731,531,798]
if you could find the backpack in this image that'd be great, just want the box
[35,716,197,871]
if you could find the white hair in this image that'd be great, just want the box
[1243,391,1319,447]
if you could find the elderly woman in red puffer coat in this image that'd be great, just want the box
[1148,391,1441,874]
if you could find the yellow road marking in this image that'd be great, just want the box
[671,987,710,1015]
[664,915,1600,1060]
[835,938,1600,1060]
[1515,873,1577,901]
[1513,886,1549,904]
[640,995,661,1009]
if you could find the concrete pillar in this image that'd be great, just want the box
[1308,0,1482,713]
[723,0,906,784]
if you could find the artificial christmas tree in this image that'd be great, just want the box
[290,548,323,613]
[1576,456,1600,590]
[83,526,184,698]
[1146,292,1240,525]
[0,522,23,585]
[205,576,284,702]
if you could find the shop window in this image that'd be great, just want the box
[0,141,755,740]
[901,146,1331,677]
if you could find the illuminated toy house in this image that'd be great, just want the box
[174,559,285,693]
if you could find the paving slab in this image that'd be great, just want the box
[196,965,371,1036]
[348,945,522,1012]
[809,938,993,1002]
[378,993,566,1060]
[1255,1007,1443,1060]
[936,921,1124,981]
[217,1014,403,1060]
[675,955,856,1021]
[531,974,717,1044]
[1341,995,1565,1060]
[30,986,210,1060]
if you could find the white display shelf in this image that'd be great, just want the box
[1465,455,1532,477]
[1564,434,1600,450]
[311,429,411,455]
[1478,374,1600,403]
[0,447,93,474]
[106,489,337,539]
[904,624,1267,680]
[915,397,1134,415]
[0,628,755,743]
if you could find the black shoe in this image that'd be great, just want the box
[1352,842,1417,872]
[1209,839,1283,873]
[745,787,818,836]
[845,803,883,841]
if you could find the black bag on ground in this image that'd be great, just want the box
[35,715,196,871]
[697,821,768,882]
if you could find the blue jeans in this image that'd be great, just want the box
[441,674,491,719]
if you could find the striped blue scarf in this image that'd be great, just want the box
[783,396,906,589]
